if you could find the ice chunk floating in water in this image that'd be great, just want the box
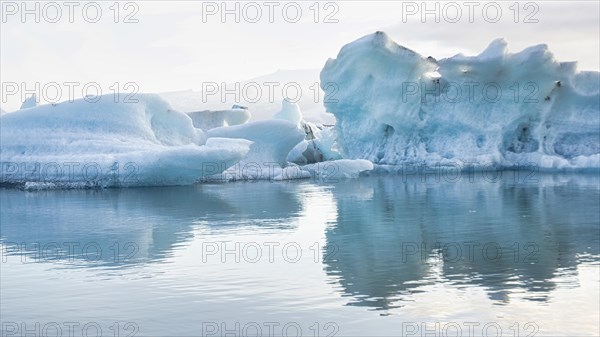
[0,94,251,188]
[320,32,600,169]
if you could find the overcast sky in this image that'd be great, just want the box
[1,1,599,111]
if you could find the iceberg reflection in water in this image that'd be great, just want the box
[1,173,598,336]
[324,174,599,310]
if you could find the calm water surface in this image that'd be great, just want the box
[1,173,599,336]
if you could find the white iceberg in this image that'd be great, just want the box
[0,94,251,188]
[205,118,308,181]
[207,119,304,167]
[273,99,303,126]
[320,32,600,169]
[0,93,355,188]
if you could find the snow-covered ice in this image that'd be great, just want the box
[273,99,303,126]
[0,94,251,188]
[207,119,305,168]
[0,91,366,188]
[320,32,600,169]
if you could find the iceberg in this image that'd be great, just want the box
[0,94,251,188]
[187,106,251,131]
[320,32,600,169]
[0,92,361,188]
[288,124,342,165]
[205,118,308,181]
[201,100,364,182]
[273,99,303,126]
[207,119,305,167]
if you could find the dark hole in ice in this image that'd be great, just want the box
[503,123,539,153]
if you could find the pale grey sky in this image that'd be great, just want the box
[1,1,599,111]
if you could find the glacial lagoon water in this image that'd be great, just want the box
[1,173,599,336]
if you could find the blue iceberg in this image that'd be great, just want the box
[320,32,600,169]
